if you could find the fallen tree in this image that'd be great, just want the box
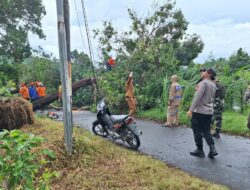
[32,78,96,111]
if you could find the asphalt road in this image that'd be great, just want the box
[60,110,250,190]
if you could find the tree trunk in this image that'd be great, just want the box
[240,89,244,113]
[92,80,97,105]
[32,78,96,111]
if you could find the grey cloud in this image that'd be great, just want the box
[30,0,250,64]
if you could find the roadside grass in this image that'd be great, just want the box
[137,108,190,125]
[21,117,228,190]
[138,108,249,137]
[221,111,250,136]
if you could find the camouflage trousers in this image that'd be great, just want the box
[212,112,222,133]
[247,114,250,130]
[213,99,224,133]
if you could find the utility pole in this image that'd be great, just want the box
[56,0,73,155]
[64,0,72,88]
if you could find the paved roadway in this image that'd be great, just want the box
[58,110,250,190]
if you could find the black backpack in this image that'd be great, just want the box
[215,82,226,99]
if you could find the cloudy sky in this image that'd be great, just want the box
[29,0,250,63]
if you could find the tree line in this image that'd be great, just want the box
[0,0,249,114]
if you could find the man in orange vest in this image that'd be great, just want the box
[125,72,137,116]
[19,83,30,100]
[37,82,46,98]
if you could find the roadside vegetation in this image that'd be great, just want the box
[2,117,227,190]
[138,109,250,137]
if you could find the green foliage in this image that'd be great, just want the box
[0,0,46,62]
[137,108,166,121]
[18,56,60,93]
[176,34,204,65]
[139,109,248,136]
[203,52,250,112]
[93,1,204,110]
[0,80,16,97]
[0,62,18,97]
[221,111,250,135]
[98,71,126,112]
[0,130,57,190]
[228,48,250,72]
[39,169,60,190]
[71,50,95,106]
[177,67,200,111]
[0,63,19,84]
[137,108,190,126]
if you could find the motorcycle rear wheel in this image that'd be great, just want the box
[92,122,108,137]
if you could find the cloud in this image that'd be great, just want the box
[176,0,250,23]
[29,0,250,64]
[188,19,250,62]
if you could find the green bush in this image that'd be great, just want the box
[0,130,57,189]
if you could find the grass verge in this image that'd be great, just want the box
[137,108,250,137]
[21,117,228,190]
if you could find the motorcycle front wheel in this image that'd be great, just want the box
[92,121,108,138]
[125,128,140,150]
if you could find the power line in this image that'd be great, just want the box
[80,0,101,96]
[80,0,95,67]
[73,0,86,51]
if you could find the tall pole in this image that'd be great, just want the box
[64,0,72,86]
[63,0,73,152]
[56,0,73,155]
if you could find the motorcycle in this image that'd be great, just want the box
[92,98,142,150]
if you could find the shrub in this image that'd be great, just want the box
[0,130,57,189]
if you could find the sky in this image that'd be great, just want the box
[29,0,250,63]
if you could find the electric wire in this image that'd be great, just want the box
[80,0,101,96]
[73,0,86,51]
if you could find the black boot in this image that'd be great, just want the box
[212,132,220,138]
[208,144,218,158]
[190,148,205,157]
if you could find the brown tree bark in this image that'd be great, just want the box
[0,97,34,130]
[32,78,96,111]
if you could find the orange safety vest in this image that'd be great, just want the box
[108,58,115,65]
[19,86,30,99]
[37,86,46,97]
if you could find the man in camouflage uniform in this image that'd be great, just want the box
[212,80,226,138]
[244,85,250,129]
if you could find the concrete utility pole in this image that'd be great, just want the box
[56,0,73,155]
[64,0,72,86]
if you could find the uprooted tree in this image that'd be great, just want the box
[0,97,34,130]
